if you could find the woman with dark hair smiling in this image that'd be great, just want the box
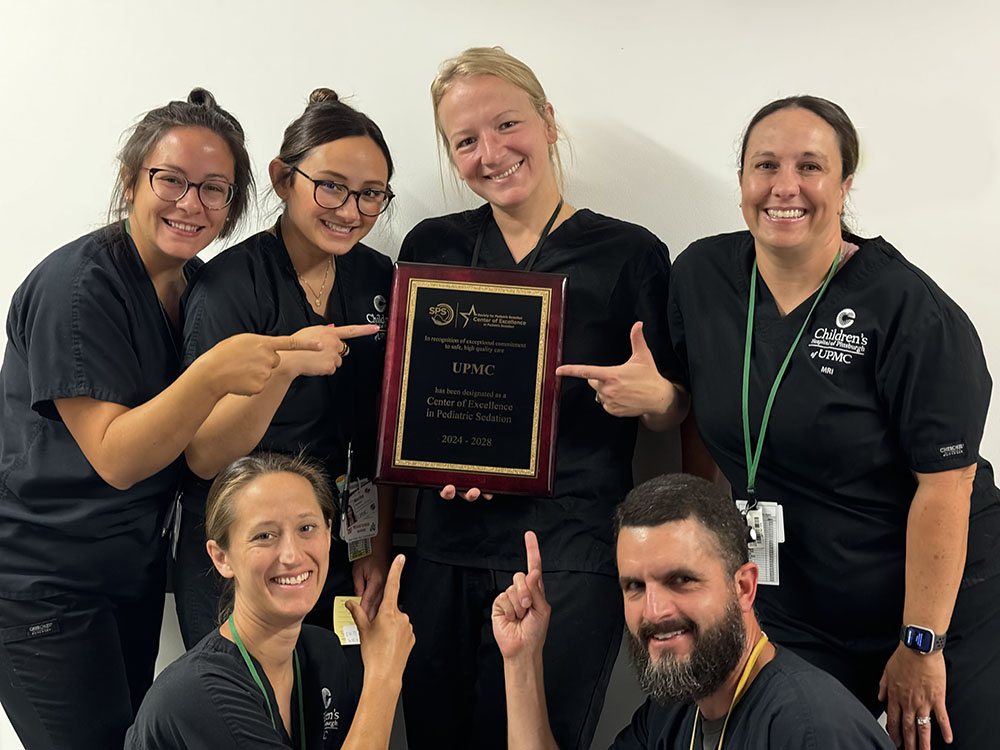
[665,96,1000,750]
[175,88,397,648]
[0,89,317,749]
[127,453,413,749]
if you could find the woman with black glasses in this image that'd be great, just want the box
[175,88,397,649]
[0,89,312,749]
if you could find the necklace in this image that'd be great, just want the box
[296,256,333,309]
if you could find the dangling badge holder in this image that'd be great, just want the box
[736,496,784,586]
[336,442,379,562]
[738,250,840,586]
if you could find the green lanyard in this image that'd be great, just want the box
[228,614,306,749]
[741,250,840,502]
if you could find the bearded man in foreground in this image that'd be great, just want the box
[492,474,894,749]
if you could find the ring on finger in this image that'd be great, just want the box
[595,392,602,405]
[915,716,931,726]
[339,342,350,357]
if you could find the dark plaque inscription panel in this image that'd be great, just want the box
[377,262,566,496]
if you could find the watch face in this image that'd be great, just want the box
[904,626,933,653]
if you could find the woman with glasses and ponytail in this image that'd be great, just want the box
[0,89,319,749]
[175,88,398,651]
[127,453,414,749]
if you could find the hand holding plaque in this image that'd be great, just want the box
[376,263,566,496]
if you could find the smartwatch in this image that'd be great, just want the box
[899,624,947,654]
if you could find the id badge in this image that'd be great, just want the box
[339,478,378,561]
[735,500,784,586]
[332,596,361,645]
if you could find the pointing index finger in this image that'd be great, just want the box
[328,323,381,340]
[556,364,614,382]
[524,531,542,575]
[382,553,406,609]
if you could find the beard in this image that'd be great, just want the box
[626,596,747,706]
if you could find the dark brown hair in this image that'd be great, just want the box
[739,95,858,234]
[272,87,394,190]
[615,474,749,577]
[109,88,253,239]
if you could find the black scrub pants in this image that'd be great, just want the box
[400,555,623,750]
[762,573,1000,750]
[172,504,226,649]
[0,585,164,750]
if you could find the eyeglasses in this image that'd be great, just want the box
[291,166,394,216]
[145,168,236,210]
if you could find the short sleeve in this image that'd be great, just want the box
[182,254,272,368]
[13,256,144,419]
[767,691,895,750]
[877,297,992,473]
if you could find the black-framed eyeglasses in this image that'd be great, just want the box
[145,168,236,210]
[291,166,394,216]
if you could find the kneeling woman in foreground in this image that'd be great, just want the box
[127,453,413,749]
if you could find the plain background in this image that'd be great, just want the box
[1,1,997,747]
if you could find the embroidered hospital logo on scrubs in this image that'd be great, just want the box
[367,295,388,341]
[835,308,856,328]
[322,686,340,738]
[809,311,868,374]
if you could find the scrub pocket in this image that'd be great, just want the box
[0,594,138,749]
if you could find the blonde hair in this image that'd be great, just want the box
[430,46,564,185]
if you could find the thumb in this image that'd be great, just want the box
[629,321,653,361]
[344,599,371,633]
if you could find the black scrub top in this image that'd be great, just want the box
[399,205,677,575]
[126,625,359,749]
[0,224,197,599]
[611,647,894,749]
[668,231,1000,645]
[181,224,391,501]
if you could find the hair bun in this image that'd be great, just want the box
[309,87,340,104]
[187,87,218,108]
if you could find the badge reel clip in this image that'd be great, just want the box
[742,497,766,550]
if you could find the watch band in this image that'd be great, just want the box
[900,624,947,653]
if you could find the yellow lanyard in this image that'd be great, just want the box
[688,633,769,750]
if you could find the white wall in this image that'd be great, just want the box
[1,1,998,747]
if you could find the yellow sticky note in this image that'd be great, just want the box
[333,596,361,646]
